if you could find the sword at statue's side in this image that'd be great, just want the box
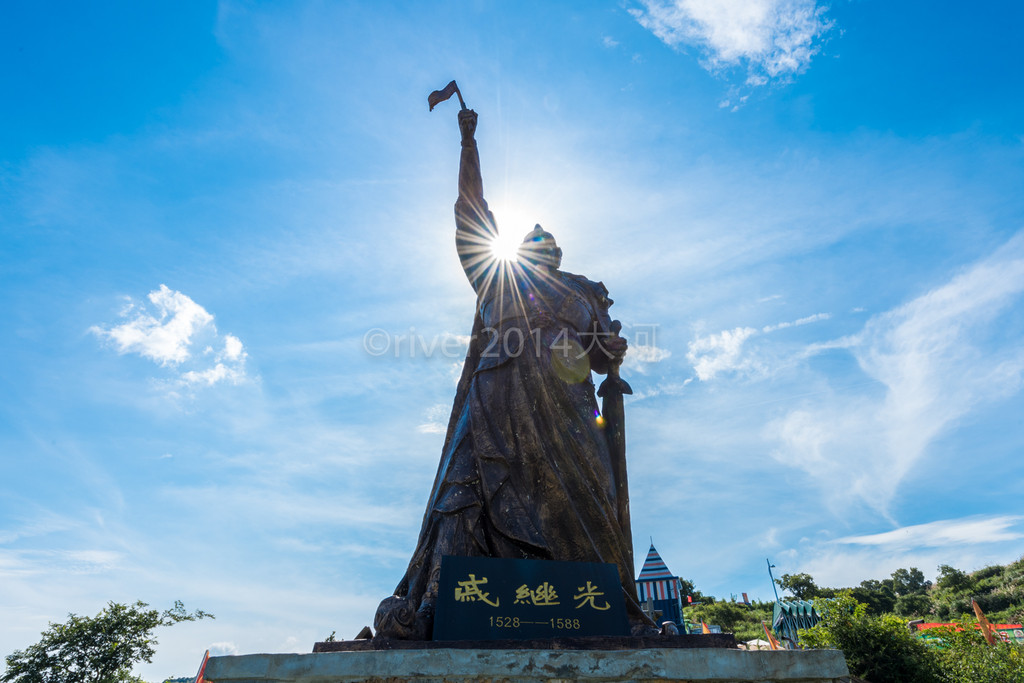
[598,319,635,570]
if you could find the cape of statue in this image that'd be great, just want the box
[373,107,654,639]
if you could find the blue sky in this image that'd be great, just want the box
[2,0,1023,678]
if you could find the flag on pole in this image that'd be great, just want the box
[194,649,210,683]
[762,621,781,650]
[428,80,463,111]
[701,621,711,634]
[972,599,998,645]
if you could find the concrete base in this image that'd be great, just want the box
[202,648,850,682]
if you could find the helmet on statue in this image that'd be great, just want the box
[518,224,562,269]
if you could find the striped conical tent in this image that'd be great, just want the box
[636,543,679,602]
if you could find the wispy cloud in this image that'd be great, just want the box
[416,403,449,435]
[835,516,1024,549]
[629,379,691,401]
[798,544,1023,590]
[0,510,83,545]
[769,233,1024,513]
[91,285,248,388]
[208,642,239,657]
[784,515,1024,587]
[416,423,446,434]
[628,344,673,365]
[0,549,124,578]
[629,0,832,85]
[760,527,780,549]
[763,312,829,333]
[687,313,830,380]
[688,326,758,380]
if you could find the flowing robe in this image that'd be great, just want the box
[373,121,651,639]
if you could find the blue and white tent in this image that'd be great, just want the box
[635,543,684,626]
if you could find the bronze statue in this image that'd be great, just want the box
[374,85,654,639]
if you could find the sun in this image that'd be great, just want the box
[489,230,521,262]
[489,201,540,262]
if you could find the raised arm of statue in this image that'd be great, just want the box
[454,109,498,292]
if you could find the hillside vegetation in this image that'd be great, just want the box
[684,555,1024,642]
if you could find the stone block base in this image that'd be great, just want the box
[202,647,850,682]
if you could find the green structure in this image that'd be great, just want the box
[772,600,820,647]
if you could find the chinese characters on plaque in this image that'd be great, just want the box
[434,556,629,641]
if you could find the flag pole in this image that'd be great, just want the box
[973,599,998,645]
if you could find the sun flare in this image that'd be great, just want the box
[490,231,521,262]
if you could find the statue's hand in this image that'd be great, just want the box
[603,334,628,361]
[458,109,478,141]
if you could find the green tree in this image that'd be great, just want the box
[850,579,896,615]
[860,578,896,594]
[936,565,972,593]
[892,567,932,596]
[800,592,939,683]
[777,572,818,600]
[895,592,934,618]
[677,577,706,604]
[3,601,212,683]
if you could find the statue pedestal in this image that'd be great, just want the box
[202,644,849,683]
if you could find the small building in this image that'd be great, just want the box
[635,543,685,627]
[914,622,1024,645]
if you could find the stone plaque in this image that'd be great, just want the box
[434,556,629,641]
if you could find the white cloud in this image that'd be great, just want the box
[180,363,244,387]
[91,285,212,365]
[416,403,449,435]
[416,422,446,434]
[768,233,1024,512]
[763,312,829,333]
[834,516,1024,549]
[799,545,1020,589]
[762,517,1024,589]
[222,334,245,361]
[0,511,83,544]
[630,0,832,84]
[629,379,691,401]
[91,285,248,388]
[629,344,673,363]
[760,527,780,549]
[208,642,239,657]
[687,313,829,380]
[687,326,757,380]
[0,549,123,578]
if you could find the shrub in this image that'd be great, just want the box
[930,618,1024,683]
[800,592,939,683]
